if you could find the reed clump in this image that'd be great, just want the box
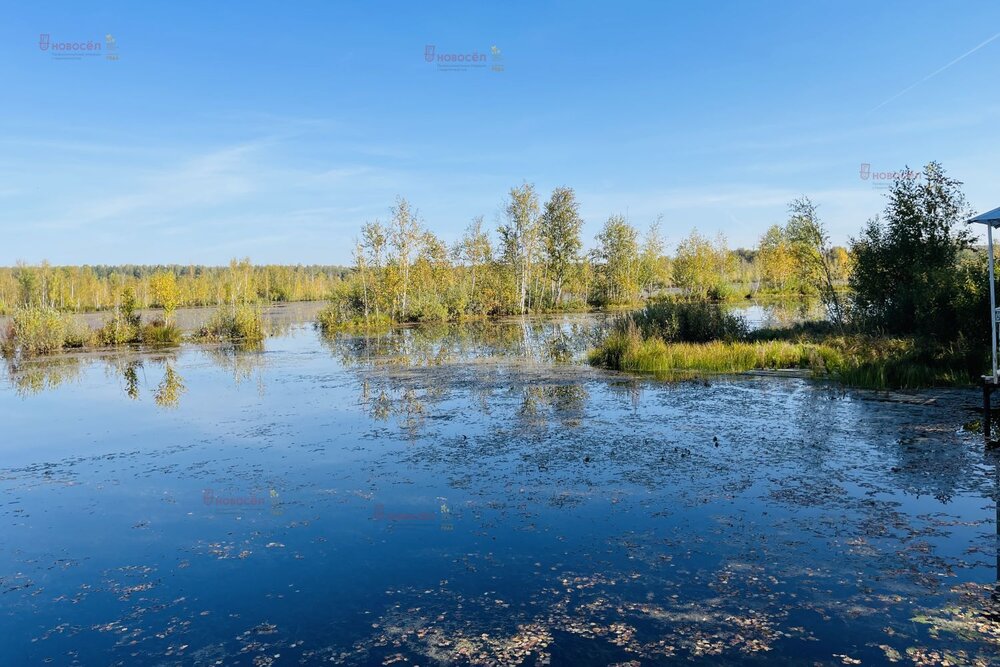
[198,303,265,343]
[141,320,183,345]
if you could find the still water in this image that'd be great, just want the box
[1,311,998,665]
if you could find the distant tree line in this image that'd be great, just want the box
[0,262,350,314]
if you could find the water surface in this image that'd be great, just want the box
[1,313,997,666]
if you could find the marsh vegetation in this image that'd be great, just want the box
[2,262,267,358]
[1,162,991,398]
[316,184,851,330]
[590,163,992,389]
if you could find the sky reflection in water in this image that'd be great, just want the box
[0,312,998,666]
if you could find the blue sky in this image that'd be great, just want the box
[2,1,1000,265]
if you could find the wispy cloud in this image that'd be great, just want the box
[870,30,1000,113]
[37,143,262,230]
[577,184,885,249]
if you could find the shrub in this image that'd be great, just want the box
[98,288,142,346]
[317,283,392,332]
[2,305,70,356]
[617,300,749,343]
[98,314,140,346]
[199,303,265,343]
[705,283,738,302]
[63,319,94,348]
[410,297,449,323]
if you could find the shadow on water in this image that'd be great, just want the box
[0,313,998,664]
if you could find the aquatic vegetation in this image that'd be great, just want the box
[591,299,980,388]
[1,288,187,358]
[589,327,834,376]
[832,344,973,389]
[317,298,392,333]
[911,583,1000,649]
[622,299,750,343]
[140,320,182,345]
[198,303,266,343]
[590,329,977,389]
[1,305,73,356]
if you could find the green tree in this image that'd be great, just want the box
[540,187,583,306]
[14,262,40,307]
[389,197,421,319]
[757,224,796,290]
[593,215,640,305]
[498,184,541,314]
[150,271,180,324]
[850,162,973,338]
[673,229,717,298]
[638,218,669,297]
[361,221,389,318]
[456,216,493,314]
[785,197,844,326]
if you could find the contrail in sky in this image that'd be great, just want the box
[870,30,1000,112]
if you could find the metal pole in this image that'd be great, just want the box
[985,380,993,446]
[989,225,997,381]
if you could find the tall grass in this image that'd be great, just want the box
[590,331,975,388]
[141,320,183,345]
[589,324,840,376]
[590,300,979,389]
[198,303,265,343]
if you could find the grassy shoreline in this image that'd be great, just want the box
[587,304,980,390]
[588,334,972,388]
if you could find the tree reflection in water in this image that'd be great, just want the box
[3,354,83,397]
[204,342,267,394]
[324,317,604,436]
[1,341,269,408]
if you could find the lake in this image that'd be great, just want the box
[1,309,998,665]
